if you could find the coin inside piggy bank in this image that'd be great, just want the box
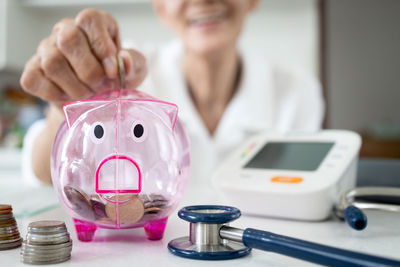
[51,90,190,242]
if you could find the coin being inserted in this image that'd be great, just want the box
[105,195,144,225]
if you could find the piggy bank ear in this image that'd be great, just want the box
[154,101,179,131]
[63,100,113,128]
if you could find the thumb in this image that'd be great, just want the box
[119,49,147,90]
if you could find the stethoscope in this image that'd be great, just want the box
[335,186,400,230]
[168,205,400,266]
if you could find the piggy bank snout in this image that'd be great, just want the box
[95,155,142,197]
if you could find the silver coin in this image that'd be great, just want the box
[22,247,71,254]
[22,253,71,259]
[21,252,71,259]
[21,248,71,257]
[0,237,22,244]
[27,231,69,240]
[21,249,71,259]
[0,214,13,220]
[27,228,67,236]
[21,243,72,252]
[26,237,70,245]
[22,255,71,264]
[28,229,67,236]
[0,239,22,250]
[139,194,149,203]
[148,194,167,201]
[21,242,72,251]
[0,227,18,234]
[28,221,66,233]
[144,201,167,209]
[140,194,167,203]
[22,240,72,250]
[22,239,72,247]
[22,244,72,252]
[118,54,126,89]
[27,236,70,245]
[21,249,72,258]
[26,236,70,245]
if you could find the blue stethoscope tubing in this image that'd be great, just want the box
[168,205,400,266]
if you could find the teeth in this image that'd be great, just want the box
[190,13,225,26]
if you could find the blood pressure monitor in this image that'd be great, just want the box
[212,130,361,221]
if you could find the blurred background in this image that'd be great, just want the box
[0,0,399,175]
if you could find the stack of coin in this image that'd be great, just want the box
[21,221,72,265]
[0,204,22,250]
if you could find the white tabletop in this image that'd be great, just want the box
[1,175,400,267]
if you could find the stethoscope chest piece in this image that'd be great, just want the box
[168,205,251,260]
[169,205,400,266]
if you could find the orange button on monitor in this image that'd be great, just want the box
[271,176,303,184]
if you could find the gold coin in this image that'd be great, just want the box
[105,195,144,225]
[0,232,19,238]
[144,207,161,213]
[0,233,19,240]
[0,205,12,211]
[0,210,12,215]
[0,219,16,227]
[96,218,114,225]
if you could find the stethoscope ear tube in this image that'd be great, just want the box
[170,205,400,265]
[240,227,399,267]
[335,187,400,230]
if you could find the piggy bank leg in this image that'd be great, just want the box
[144,217,168,240]
[73,218,97,242]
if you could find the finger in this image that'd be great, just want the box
[54,19,109,92]
[20,55,67,104]
[75,9,120,79]
[119,49,147,89]
[38,37,93,100]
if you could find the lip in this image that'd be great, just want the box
[186,9,228,28]
[95,155,142,196]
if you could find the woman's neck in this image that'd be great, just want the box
[184,46,241,135]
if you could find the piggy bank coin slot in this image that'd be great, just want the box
[96,155,141,195]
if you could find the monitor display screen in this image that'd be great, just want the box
[244,142,334,171]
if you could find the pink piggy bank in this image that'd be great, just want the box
[51,90,190,242]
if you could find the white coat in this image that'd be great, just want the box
[22,40,324,187]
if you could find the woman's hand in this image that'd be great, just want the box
[20,8,147,108]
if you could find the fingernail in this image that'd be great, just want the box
[103,56,117,79]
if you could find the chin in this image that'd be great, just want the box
[185,36,235,56]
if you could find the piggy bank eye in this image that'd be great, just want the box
[131,121,147,142]
[90,122,105,144]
